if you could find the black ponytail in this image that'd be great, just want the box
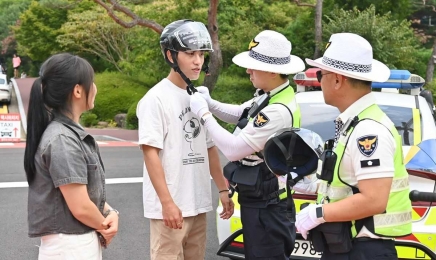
[23,53,94,185]
[24,78,50,184]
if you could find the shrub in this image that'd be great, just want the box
[80,112,98,127]
[91,72,153,122]
[126,100,139,130]
[212,72,253,104]
[210,73,254,131]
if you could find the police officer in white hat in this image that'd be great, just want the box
[190,30,305,259]
[295,33,412,259]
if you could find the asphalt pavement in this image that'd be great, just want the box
[0,146,230,260]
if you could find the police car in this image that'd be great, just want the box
[216,69,436,260]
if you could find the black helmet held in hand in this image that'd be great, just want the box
[264,128,323,176]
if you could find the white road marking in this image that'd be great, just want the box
[11,78,27,134]
[0,143,14,146]
[0,177,143,189]
[106,177,143,184]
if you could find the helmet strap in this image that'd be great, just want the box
[167,50,197,95]
[201,54,210,75]
[272,133,296,167]
[286,171,296,221]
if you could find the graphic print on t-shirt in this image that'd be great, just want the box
[182,117,205,165]
[179,105,205,165]
[183,117,201,151]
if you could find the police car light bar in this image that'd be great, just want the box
[294,69,426,94]
[372,70,425,95]
[293,68,321,92]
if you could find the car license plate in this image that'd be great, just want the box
[293,239,322,258]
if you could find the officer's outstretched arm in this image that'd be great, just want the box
[204,117,256,161]
[196,86,245,124]
[190,93,255,161]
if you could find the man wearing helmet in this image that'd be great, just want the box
[137,19,234,260]
[294,33,412,259]
[190,30,305,259]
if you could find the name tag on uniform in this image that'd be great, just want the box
[360,159,380,168]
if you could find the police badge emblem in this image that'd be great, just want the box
[357,135,378,157]
[253,112,270,128]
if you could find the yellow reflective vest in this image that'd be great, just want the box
[317,104,412,237]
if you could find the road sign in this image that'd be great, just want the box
[0,114,21,142]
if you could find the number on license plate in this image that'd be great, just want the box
[293,240,322,258]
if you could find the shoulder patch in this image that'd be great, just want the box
[357,135,378,157]
[253,112,270,128]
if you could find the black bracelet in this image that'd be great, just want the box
[219,189,229,193]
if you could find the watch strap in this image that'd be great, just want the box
[104,208,119,217]
[200,112,212,125]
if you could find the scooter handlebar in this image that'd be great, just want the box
[409,190,436,202]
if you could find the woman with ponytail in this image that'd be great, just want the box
[24,53,119,259]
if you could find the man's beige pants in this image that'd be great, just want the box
[150,213,207,260]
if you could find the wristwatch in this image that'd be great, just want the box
[316,205,326,222]
[104,208,120,217]
[200,112,212,125]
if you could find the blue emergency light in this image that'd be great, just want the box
[371,70,425,89]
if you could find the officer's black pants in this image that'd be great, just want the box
[240,200,295,260]
[320,237,398,260]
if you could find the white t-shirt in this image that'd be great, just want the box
[137,78,214,219]
[336,93,396,238]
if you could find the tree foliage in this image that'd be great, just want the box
[284,10,316,63]
[13,1,68,61]
[324,0,412,21]
[58,6,139,72]
[0,0,31,41]
[218,0,301,74]
[324,6,422,74]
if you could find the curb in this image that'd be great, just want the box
[11,78,27,134]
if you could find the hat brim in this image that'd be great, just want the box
[233,51,305,74]
[305,57,390,82]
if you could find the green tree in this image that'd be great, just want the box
[0,0,32,75]
[410,0,436,86]
[13,1,68,61]
[218,0,301,72]
[0,0,31,41]
[324,0,412,21]
[58,6,139,72]
[283,10,316,63]
[324,6,422,73]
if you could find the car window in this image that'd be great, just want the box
[379,105,416,146]
[299,103,417,146]
[0,79,5,84]
[299,103,338,141]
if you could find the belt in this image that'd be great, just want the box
[354,237,374,242]
[353,237,394,243]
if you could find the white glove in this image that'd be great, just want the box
[296,204,326,240]
[196,86,212,103]
[196,86,218,109]
[290,172,318,194]
[190,92,209,118]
